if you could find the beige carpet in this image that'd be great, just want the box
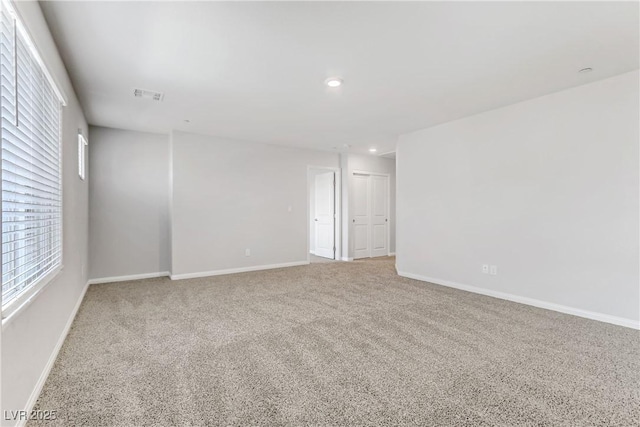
[310,254,338,263]
[32,258,639,426]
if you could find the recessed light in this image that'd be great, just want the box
[369,148,377,153]
[579,67,593,73]
[325,77,343,88]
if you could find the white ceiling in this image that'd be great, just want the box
[40,1,639,155]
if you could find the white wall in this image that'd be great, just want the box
[88,126,170,280]
[1,1,89,423]
[170,131,340,277]
[397,70,639,327]
[345,154,396,258]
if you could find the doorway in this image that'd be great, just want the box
[308,167,341,262]
[352,171,390,259]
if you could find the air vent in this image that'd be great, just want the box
[133,88,164,101]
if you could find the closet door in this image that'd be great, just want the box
[371,175,388,257]
[353,174,371,259]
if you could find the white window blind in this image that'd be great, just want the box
[1,0,64,315]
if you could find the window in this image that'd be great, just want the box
[1,0,66,317]
[78,133,87,180]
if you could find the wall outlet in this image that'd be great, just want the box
[490,265,498,275]
[245,248,251,257]
[482,264,489,274]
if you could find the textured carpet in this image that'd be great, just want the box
[309,254,338,264]
[32,258,639,426]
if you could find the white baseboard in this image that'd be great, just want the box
[388,252,396,256]
[87,271,170,285]
[19,280,90,427]
[340,257,353,262]
[170,261,309,280]
[397,271,640,330]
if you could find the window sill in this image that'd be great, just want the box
[1,265,64,330]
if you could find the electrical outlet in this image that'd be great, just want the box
[245,248,251,257]
[482,264,489,274]
[490,265,497,275]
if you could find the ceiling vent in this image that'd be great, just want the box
[133,88,164,101]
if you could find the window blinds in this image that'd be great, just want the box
[1,0,63,313]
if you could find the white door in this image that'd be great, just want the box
[314,172,335,259]
[371,175,388,257]
[353,173,389,259]
[353,174,371,259]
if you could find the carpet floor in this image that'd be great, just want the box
[32,258,639,426]
[309,254,339,264]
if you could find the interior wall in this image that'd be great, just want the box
[308,170,317,254]
[1,1,89,423]
[346,154,396,258]
[88,126,170,280]
[170,131,340,277]
[397,70,639,326]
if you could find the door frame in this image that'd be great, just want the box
[307,166,342,262]
[352,170,391,258]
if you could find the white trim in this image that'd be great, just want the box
[388,252,396,256]
[87,271,170,285]
[78,132,88,180]
[2,266,63,327]
[378,150,396,159]
[170,261,309,281]
[341,257,353,262]
[397,271,640,330]
[18,280,89,427]
[352,170,390,177]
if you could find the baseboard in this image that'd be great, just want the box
[388,252,396,256]
[19,280,90,427]
[397,271,640,330]
[170,261,309,280]
[340,257,353,262]
[87,271,170,285]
